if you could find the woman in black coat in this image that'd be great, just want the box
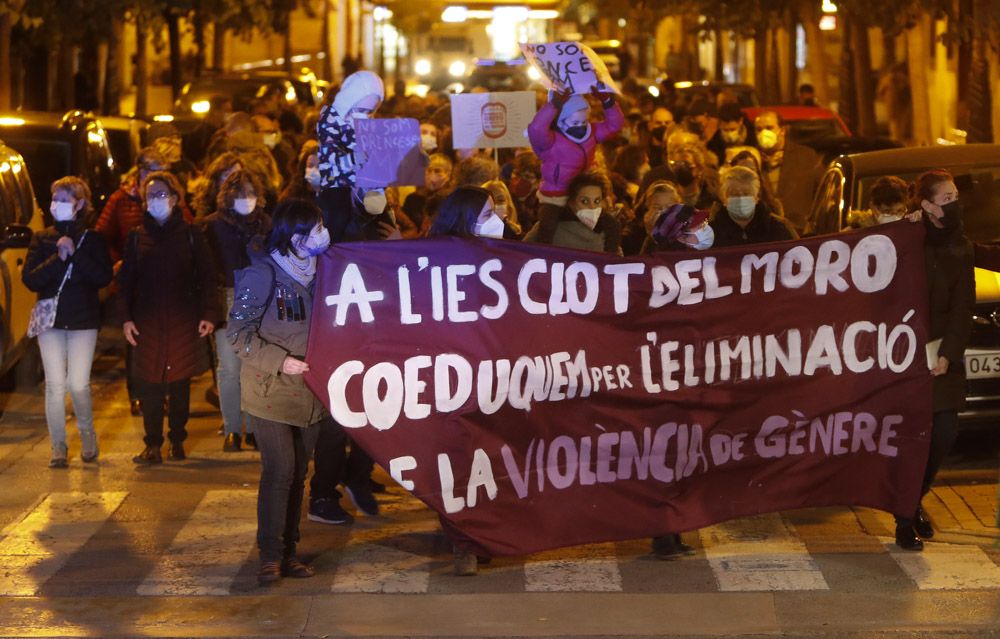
[893,169,974,551]
[117,171,221,464]
[22,177,113,468]
[202,169,271,452]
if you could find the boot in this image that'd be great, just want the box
[223,433,242,452]
[49,442,68,469]
[453,549,478,576]
[80,431,99,463]
[895,523,924,551]
[914,507,934,539]
[133,446,162,465]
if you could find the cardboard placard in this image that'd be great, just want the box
[355,118,427,187]
[520,42,620,95]
[449,91,536,149]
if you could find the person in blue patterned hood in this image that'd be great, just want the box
[315,70,385,241]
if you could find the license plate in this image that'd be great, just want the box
[964,350,1000,379]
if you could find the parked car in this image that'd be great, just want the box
[807,143,1000,426]
[0,111,120,224]
[743,105,851,144]
[0,140,43,374]
[174,73,301,117]
[98,115,149,172]
[464,58,544,93]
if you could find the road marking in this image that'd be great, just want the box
[0,492,127,596]
[330,498,437,594]
[700,513,829,591]
[887,540,1000,589]
[137,490,256,596]
[524,543,623,592]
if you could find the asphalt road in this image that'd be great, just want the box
[0,332,998,638]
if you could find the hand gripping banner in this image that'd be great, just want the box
[304,222,932,556]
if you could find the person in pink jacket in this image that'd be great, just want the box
[527,86,624,244]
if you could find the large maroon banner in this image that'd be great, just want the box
[304,222,933,556]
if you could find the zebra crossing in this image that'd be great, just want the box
[1,487,998,597]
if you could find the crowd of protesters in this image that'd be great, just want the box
[19,66,978,583]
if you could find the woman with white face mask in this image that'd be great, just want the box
[523,169,622,254]
[709,165,797,247]
[482,179,522,238]
[280,140,323,203]
[227,198,334,585]
[118,171,222,466]
[202,170,271,453]
[22,177,113,469]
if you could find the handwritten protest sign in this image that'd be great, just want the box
[304,223,932,556]
[450,92,536,149]
[520,41,620,95]
[355,118,426,188]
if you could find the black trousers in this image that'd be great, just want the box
[135,377,191,447]
[896,409,959,525]
[309,417,374,501]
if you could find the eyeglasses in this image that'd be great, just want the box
[147,191,173,200]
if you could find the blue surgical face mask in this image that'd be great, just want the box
[148,198,172,222]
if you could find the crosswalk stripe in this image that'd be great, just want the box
[330,495,437,594]
[887,540,1000,590]
[0,492,127,596]
[524,543,623,592]
[699,513,829,591]
[137,490,257,596]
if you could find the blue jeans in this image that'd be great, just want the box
[250,415,320,562]
[214,296,251,435]
[37,328,98,455]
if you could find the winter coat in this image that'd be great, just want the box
[524,212,621,254]
[527,101,625,197]
[201,208,271,288]
[709,201,798,247]
[116,210,222,384]
[22,221,113,331]
[763,140,823,233]
[96,184,194,263]
[316,71,385,190]
[227,253,326,427]
[925,224,975,412]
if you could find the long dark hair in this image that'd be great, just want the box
[910,169,954,209]
[428,186,491,238]
[266,197,322,255]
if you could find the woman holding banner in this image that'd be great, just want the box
[893,170,974,551]
[524,170,621,254]
[228,197,332,584]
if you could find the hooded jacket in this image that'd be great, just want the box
[316,71,385,190]
[527,98,624,197]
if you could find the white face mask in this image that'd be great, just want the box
[726,196,756,220]
[305,167,322,187]
[687,224,715,250]
[233,197,257,216]
[575,207,602,230]
[300,226,331,256]
[148,198,172,222]
[50,201,76,222]
[757,129,779,150]
[262,132,280,149]
[474,214,505,239]
[363,190,387,215]
[421,134,437,152]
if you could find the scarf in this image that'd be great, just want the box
[270,249,316,287]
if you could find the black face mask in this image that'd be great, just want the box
[649,126,667,145]
[565,125,588,139]
[670,160,696,187]
[939,200,963,229]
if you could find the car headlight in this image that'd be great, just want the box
[449,61,467,77]
[415,59,432,76]
[191,100,211,114]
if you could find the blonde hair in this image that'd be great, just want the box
[482,179,521,235]
[51,176,93,222]
[719,165,760,199]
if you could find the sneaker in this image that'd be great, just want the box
[258,561,282,586]
[168,443,186,461]
[216,424,224,436]
[345,482,380,516]
[244,433,258,450]
[652,534,695,560]
[223,433,242,452]
[48,455,69,469]
[307,497,354,525]
[133,446,162,465]
[280,557,315,578]
[453,550,478,576]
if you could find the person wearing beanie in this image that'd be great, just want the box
[316,70,385,241]
[526,84,624,245]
